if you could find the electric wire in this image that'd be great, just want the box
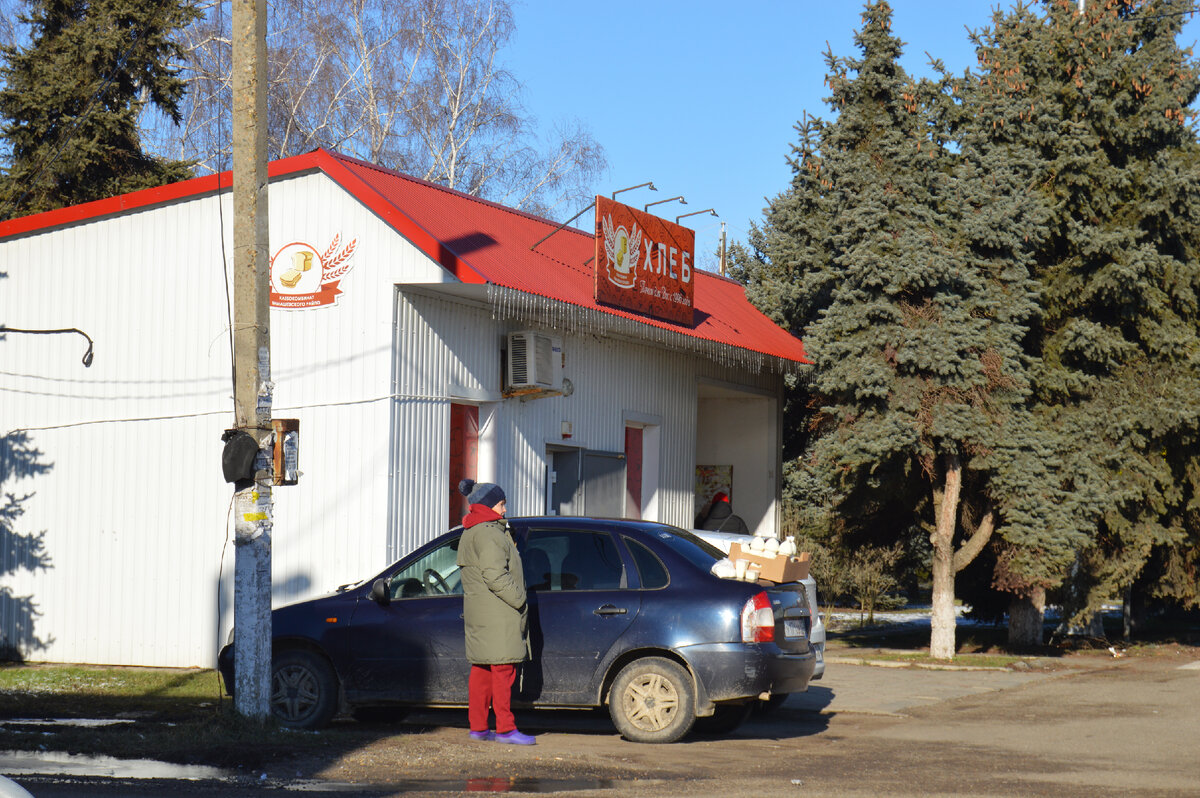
[2,392,465,437]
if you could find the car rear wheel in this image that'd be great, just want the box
[271,650,338,729]
[609,657,695,743]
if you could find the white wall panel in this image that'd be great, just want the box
[390,291,502,559]
[0,171,459,666]
[2,192,238,668]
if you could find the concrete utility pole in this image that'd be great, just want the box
[719,222,727,277]
[231,0,272,722]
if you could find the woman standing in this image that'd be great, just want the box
[455,479,535,745]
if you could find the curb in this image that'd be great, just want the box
[824,655,1013,672]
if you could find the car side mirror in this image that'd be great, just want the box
[370,578,391,606]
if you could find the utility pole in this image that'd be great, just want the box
[231,0,272,721]
[719,222,727,277]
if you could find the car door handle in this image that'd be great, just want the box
[594,604,627,616]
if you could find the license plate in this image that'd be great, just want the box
[784,619,807,639]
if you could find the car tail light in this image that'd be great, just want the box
[741,591,775,643]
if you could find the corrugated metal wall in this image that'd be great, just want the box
[1,194,238,667]
[390,290,783,558]
[0,171,454,667]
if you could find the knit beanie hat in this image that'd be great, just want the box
[459,478,506,508]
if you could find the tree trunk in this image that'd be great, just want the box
[929,453,961,661]
[1007,586,1045,647]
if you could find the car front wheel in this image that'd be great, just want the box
[608,657,696,743]
[271,650,339,729]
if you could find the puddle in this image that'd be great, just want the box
[0,751,612,792]
[283,777,615,793]
[0,750,230,780]
[2,718,134,728]
[460,777,614,792]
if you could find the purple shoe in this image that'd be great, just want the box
[494,729,536,745]
[468,730,495,742]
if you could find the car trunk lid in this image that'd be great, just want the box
[765,582,812,653]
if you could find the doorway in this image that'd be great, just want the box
[547,447,626,517]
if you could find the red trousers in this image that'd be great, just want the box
[468,663,517,733]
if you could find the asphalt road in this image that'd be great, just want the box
[7,651,1200,797]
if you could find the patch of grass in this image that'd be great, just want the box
[0,663,463,773]
[0,663,219,696]
[0,664,224,720]
[0,664,380,768]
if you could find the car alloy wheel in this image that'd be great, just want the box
[270,650,338,729]
[609,657,695,743]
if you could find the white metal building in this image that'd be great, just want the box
[0,150,809,667]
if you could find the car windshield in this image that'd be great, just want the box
[644,525,724,569]
[387,536,464,598]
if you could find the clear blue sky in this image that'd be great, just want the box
[506,1,1200,273]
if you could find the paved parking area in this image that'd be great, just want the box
[7,652,1200,797]
[792,655,1056,715]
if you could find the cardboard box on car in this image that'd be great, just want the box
[729,543,811,583]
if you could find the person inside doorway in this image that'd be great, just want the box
[455,479,535,745]
[699,491,749,534]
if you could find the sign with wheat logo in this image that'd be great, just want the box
[594,196,695,326]
[269,234,358,309]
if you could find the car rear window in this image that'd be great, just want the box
[624,537,669,589]
[644,526,723,571]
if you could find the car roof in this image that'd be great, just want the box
[508,516,675,528]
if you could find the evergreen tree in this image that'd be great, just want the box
[966,0,1200,630]
[736,1,1045,659]
[0,0,198,219]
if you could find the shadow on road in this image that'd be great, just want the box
[391,683,836,743]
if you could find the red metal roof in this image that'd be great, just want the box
[0,149,809,366]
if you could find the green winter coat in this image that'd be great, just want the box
[456,519,528,665]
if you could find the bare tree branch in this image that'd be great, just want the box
[141,0,602,219]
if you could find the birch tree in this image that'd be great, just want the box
[154,0,604,219]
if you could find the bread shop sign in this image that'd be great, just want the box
[594,195,695,325]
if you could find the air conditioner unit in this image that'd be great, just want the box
[507,331,563,392]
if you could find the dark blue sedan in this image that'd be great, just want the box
[219,517,816,743]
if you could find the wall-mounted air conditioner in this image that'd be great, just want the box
[507,330,563,393]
